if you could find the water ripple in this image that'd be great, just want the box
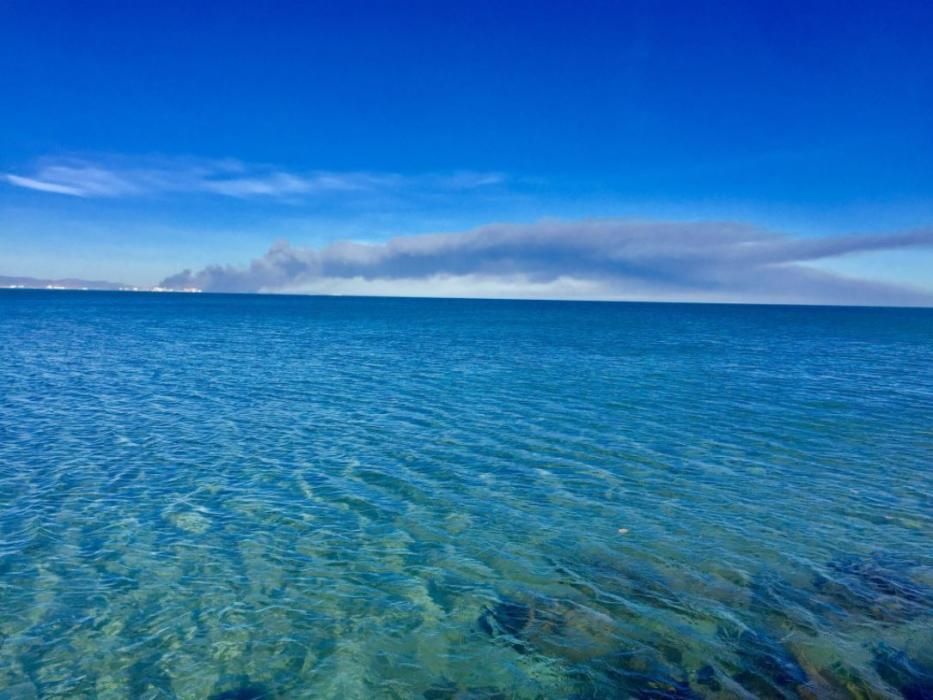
[1,291,931,698]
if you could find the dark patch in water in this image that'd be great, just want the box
[694,664,721,692]
[209,683,271,700]
[815,553,931,623]
[657,642,683,665]
[477,597,546,655]
[631,676,700,699]
[478,600,531,640]
[838,554,925,597]
[719,626,808,696]
[423,678,506,699]
[426,576,459,614]
[872,644,933,700]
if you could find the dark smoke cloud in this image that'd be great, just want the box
[160,219,933,305]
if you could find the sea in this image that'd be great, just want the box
[0,290,931,699]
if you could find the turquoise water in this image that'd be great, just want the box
[1,290,931,699]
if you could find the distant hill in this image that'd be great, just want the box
[0,275,134,291]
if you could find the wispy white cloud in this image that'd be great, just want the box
[159,219,933,306]
[1,156,506,200]
[4,174,89,196]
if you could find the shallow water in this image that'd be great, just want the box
[1,290,931,699]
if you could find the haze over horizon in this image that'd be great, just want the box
[2,1,932,304]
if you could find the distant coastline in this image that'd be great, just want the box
[0,275,201,293]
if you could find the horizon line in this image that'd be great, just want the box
[3,285,933,311]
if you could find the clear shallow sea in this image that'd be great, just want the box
[0,290,931,700]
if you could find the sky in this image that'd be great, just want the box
[1,0,932,304]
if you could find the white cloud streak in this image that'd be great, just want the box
[1,156,506,200]
[4,174,88,196]
[159,219,933,306]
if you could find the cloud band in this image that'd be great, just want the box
[159,219,933,305]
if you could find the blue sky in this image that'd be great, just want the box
[2,1,932,302]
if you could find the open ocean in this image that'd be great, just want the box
[0,289,931,699]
